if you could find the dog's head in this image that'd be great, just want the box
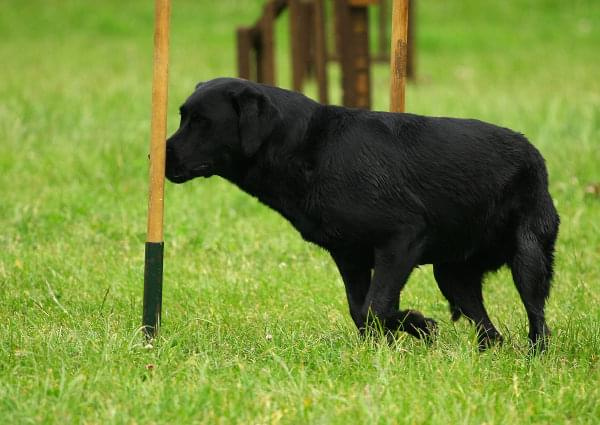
[165,78,281,183]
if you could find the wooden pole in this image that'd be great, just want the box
[378,0,388,60]
[237,27,252,80]
[302,2,316,78]
[289,0,304,91]
[334,0,371,109]
[257,1,276,85]
[406,0,415,80]
[389,0,408,112]
[313,0,329,103]
[143,0,171,338]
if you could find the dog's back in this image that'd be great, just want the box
[297,106,557,265]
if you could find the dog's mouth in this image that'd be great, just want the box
[166,163,212,184]
[191,163,211,174]
[166,171,191,184]
[165,157,192,183]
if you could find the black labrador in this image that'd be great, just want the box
[165,78,559,350]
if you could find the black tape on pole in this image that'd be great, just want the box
[143,242,164,337]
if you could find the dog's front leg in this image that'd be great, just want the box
[359,234,437,340]
[331,251,372,330]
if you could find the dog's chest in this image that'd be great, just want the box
[242,164,347,247]
[253,189,332,247]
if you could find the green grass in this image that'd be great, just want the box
[1,0,600,423]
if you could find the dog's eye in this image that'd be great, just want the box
[190,113,210,130]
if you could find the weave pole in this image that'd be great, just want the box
[143,0,171,338]
[389,0,409,113]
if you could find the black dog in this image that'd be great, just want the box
[165,78,559,350]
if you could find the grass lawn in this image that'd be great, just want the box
[1,0,600,423]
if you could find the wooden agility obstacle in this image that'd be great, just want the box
[236,0,414,110]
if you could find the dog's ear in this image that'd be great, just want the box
[231,86,281,157]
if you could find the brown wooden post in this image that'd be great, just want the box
[389,0,408,112]
[349,4,371,109]
[406,0,415,80]
[257,1,276,85]
[237,27,253,80]
[143,0,171,338]
[289,0,304,91]
[302,1,316,78]
[314,0,329,103]
[378,0,388,60]
[373,0,415,81]
[335,0,373,109]
[334,0,350,104]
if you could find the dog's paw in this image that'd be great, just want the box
[403,311,437,342]
[528,327,551,355]
[477,330,504,352]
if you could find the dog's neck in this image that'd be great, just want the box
[225,102,322,216]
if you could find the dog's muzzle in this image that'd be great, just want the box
[165,145,191,183]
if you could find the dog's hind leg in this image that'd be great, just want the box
[433,263,503,350]
[510,224,557,352]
